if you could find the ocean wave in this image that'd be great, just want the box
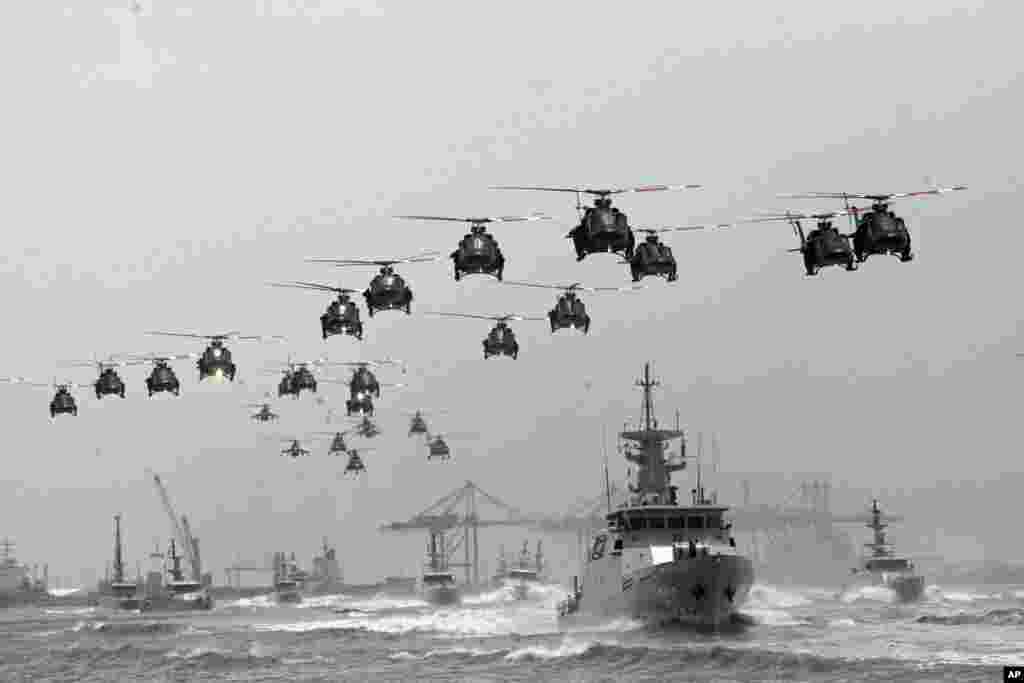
[746,584,812,609]
[72,620,183,635]
[916,607,1024,626]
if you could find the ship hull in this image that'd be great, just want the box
[137,589,213,611]
[423,585,460,606]
[887,574,925,602]
[564,555,754,627]
[275,589,303,604]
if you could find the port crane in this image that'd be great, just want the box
[148,470,202,583]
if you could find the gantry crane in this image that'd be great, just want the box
[147,469,202,583]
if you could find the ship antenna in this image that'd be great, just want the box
[696,432,703,504]
[603,430,612,514]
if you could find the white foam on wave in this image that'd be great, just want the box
[389,645,506,661]
[747,584,812,609]
[504,638,599,661]
[223,594,275,609]
[838,584,896,604]
[252,602,560,638]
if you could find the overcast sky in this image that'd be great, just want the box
[0,1,1020,587]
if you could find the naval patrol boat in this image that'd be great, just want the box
[558,363,754,627]
[849,499,925,602]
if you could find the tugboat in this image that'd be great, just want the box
[849,499,925,602]
[557,363,754,627]
[107,515,143,610]
[420,531,460,606]
[273,552,304,604]
[494,541,544,600]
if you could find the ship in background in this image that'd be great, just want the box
[558,363,754,627]
[0,538,50,608]
[492,541,544,599]
[272,552,304,604]
[846,499,925,602]
[420,530,460,606]
[304,538,344,595]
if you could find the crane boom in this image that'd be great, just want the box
[149,471,199,581]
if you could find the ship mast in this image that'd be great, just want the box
[619,363,684,503]
[113,515,125,584]
[865,499,892,557]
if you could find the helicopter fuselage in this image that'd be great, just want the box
[428,438,451,460]
[571,207,635,260]
[322,300,363,340]
[349,369,380,398]
[50,389,78,417]
[452,233,504,281]
[346,392,374,417]
[549,295,590,333]
[198,344,236,381]
[95,369,126,399]
[853,210,913,262]
[483,325,519,359]
[146,363,181,396]
[364,272,413,316]
[630,238,678,282]
[803,227,856,276]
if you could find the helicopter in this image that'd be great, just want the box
[146,331,285,382]
[337,360,406,400]
[269,357,347,399]
[306,252,440,317]
[65,357,132,399]
[346,390,375,417]
[427,312,544,359]
[501,281,642,334]
[280,439,311,458]
[248,402,280,422]
[625,224,733,282]
[395,214,550,281]
[343,449,370,476]
[406,409,446,437]
[491,184,701,261]
[311,431,352,455]
[0,377,91,418]
[267,281,364,341]
[778,186,967,264]
[746,210,860,276]
[350,415,381,438]
[122,353,194,397]
[424,432,473,461]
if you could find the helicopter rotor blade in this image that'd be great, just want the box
[267,281,358,295]
[306,250,442,267]
[633,223,734,234]
[394,213,551,224]
[490,185,701,196]
[777,186,967,202]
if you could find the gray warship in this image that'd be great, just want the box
[272,552,303,604]
[558,363,754,627]
[848,499,925,602]
[420,531,460,606]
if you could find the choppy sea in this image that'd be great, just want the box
[2,582,1021,682]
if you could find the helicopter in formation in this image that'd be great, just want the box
[429,312,544,359]
[126,353,194,397]
[406,409,443,437]
[146,331,285,381]
[502,281,641,334]
[268,281,364,341]
[248,402,280,422]
[339,360,405,400]
[306,252,439,317]
[313,430,352,455]
[492,184,700,261]
[779,186,967,264]
[396,214,550,281]
[66,357,131,399]
[749,210,858,276]
[280,438,311,458]
[625,224,733,282]
[271,358,346,399]
[343,449,368,476]
[350,415,380,438]
[1,377,91,418]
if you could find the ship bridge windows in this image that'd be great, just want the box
[687,515,705,530]
[649,517,666,529]
[668,516,684,529]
